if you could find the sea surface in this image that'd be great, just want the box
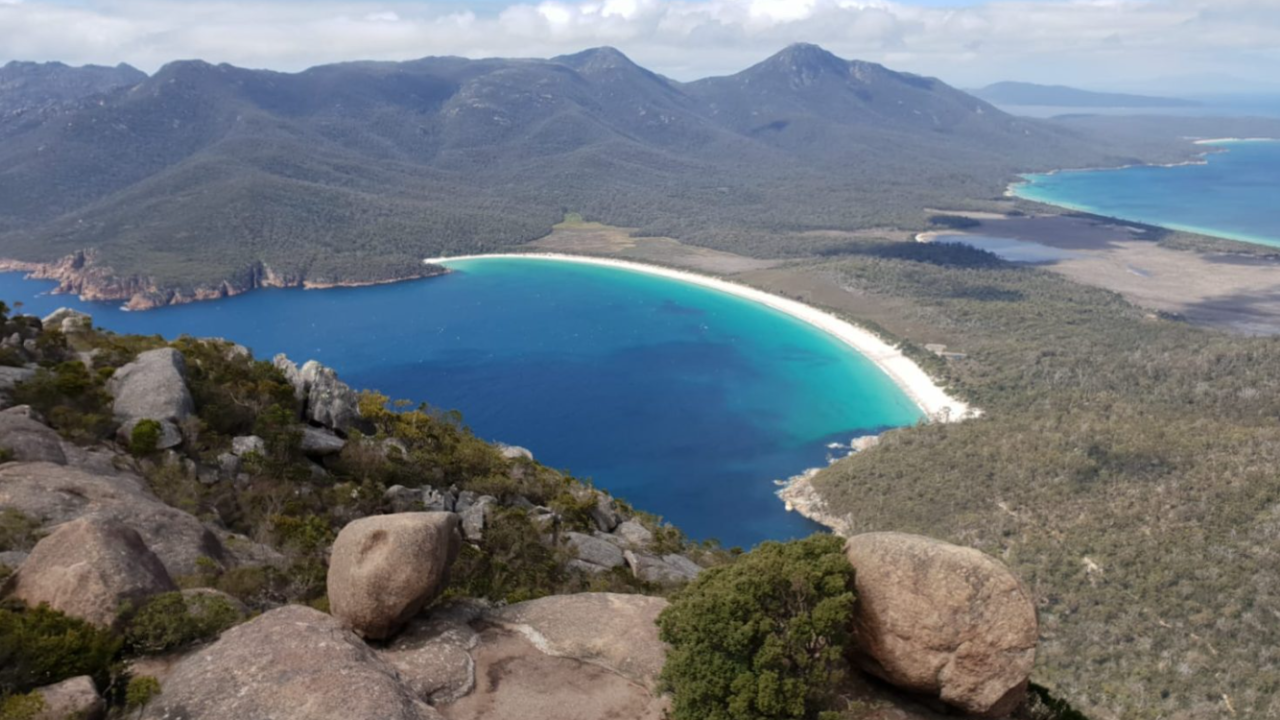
[0,257,923,548]
[1012,139,1280,248]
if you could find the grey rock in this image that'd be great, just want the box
[299,425,346,456]
[139,605,442,720]
[528,506,558,531]
[327,513,462,640]
[0,461,227,576]
[613,519,653,548]
[624,550,699,584]
[8,517,176,628]
[455,490,478,513]
[377,601,485,705]
[31,675,103,720]
[566,532,625,570]
[498,444,534,461]
[107,348,194,448]
[485,592,670,691]
[661,553,704,579]
[300,360,360,431]
[41,308,92,334]
[384,485,423,512]
[460,496,495,541]
[0,409,66,464]
[231,435,265,456]
[589,494,621,533]
[423,487,456,513]
[216,452,241,480]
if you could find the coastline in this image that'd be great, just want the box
[425,252,974,424]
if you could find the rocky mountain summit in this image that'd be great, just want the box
[0,305,1074,719]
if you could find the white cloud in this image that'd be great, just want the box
[0,0,1275,91]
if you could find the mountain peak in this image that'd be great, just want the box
[555,46,639,73]
[747,43,851,86]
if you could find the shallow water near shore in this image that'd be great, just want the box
[0,257,923,547]
[1013,140,1280,248]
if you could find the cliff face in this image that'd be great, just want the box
[0,250,447,310]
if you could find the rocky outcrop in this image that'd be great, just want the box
[106,347,194,450]
[5,517,176,628]
[1,253,447,312]
[624,550,702,584]
[486,593,670,691]
[40,308,93,335]
[138,605,443,720]
[273,355,362,433]
[300,426,346,456]
[231,435,265,456]
[565,532,625,572]
[378,602,485,705]
[0,408,67,464]
[844,532,1038,718]
[0,461,227,576]
[327,512,462,640]
[30,675,104,720]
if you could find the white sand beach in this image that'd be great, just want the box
[423,253,975,423]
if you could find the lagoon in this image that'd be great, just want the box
[0,257,924,547]
[1013,140,1280,248]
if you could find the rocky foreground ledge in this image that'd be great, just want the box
[0,307,1057,720]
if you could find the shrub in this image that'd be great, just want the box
[0,603,121,696]
[124,675,161,710]
[129,420,163,457]
[122,592,241,655]
[657,535,855,720]
[0,692,45,720]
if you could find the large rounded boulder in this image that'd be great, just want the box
[106,347,194,449]
[138,605,441,720]
[844,532,1038,718]
[327,512,462,640]
[5,517,176,627]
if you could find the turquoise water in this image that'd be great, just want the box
[0,257,922,547]
[1013,140,1280,248]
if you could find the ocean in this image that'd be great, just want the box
[0,256,923,548]
[1012,139,1280,248]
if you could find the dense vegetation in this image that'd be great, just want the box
[794,239,1280,719]
[0,45,1201,298]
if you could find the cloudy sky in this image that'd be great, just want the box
[1,0,1277,92]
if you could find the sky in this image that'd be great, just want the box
[1,0,1278,93]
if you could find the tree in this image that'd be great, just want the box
[657,535,855,720]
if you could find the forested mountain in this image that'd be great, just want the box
[974,81,1201,108]
[0,45,1194,306]
[0,61,146,116]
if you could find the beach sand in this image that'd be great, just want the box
[423,253,974,423]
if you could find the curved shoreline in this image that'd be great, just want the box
[423,252,974,423]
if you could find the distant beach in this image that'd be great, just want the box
[425,253,975,423]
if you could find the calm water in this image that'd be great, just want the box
[1013,140,1280,248]
[934,235,1080,263]
[0,258,922,547]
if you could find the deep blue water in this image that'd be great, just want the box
[0,257,922,548]
[1013,140,1280,248]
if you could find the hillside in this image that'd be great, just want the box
[973,81,1200,108]
[0,61,145,117]
[0,45,1196,309]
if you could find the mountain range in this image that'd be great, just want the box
[0,44,1192,307]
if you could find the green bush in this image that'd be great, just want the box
[122,592,241,655]
[124,675,161,710]
[0,692,45,720]
[0,603,121,696]
[129,419,163,457]
[657,535,855,720]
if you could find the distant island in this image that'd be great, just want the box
[973,81,1201,108]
